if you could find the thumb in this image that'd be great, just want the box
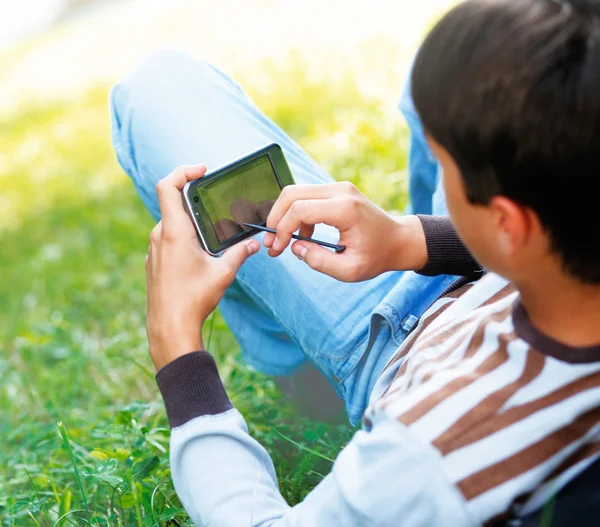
[221,238,260,275]
[292,241,346,280]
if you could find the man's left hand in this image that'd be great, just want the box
[145,164,260,371]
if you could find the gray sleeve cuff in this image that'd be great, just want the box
[156,351,233,428]
[416,215,483,278]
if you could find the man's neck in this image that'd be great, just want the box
[517,269,600,348]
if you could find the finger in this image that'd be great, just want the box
[298,223,315,239]
[263,231,275,248]
[270,196,355,256]
[145,253,151,290]
[268,222,313,253]
[291,241,354,280]
[268,221,313,257]
[149,221,163,246]
[156,164,207,224]
[220,239,261,282]
[266,182,357,232]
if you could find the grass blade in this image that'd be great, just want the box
[131,478,144,527]
[268,424,335,463]
[150,482,163,527]
[205,311,217,353]
[53,509,90,527]
[24,467,52,526]
[57,422,92,526]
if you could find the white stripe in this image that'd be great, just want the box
[369,299,466,404]
[374,274,513,405]
[394,321,479,394]
[411,276,513,350]
[383,314,515,419]
[429,273,510,329]
[391,292,518,398]
[369,297,460,406]
[444,387,600,482]
[466,422,600,523]
[505,358,600,408]
[410,339,530,444]
[408,296,520,390]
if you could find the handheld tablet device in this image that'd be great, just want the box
[182,143,295,256]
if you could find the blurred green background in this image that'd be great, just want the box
[0,1,451,524]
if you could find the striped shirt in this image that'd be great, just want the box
[156,216,600,526]
[366,273,600,524]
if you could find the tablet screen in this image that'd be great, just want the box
[197,154,281,243]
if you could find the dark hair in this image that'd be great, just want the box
[412,0,600,284]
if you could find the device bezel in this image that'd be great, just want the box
[182,143,295,256]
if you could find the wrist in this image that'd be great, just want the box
[148,327,204,371]
[387,215,428,272]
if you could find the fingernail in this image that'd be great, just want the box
[299,247,307,260]
[247,241,258,255]
[273,237,282,251]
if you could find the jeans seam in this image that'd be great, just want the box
[313,329,369,363]
[335,330,373,386]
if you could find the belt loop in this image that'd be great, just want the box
[401,314,419,333]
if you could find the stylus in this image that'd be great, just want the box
[242,223,346,253]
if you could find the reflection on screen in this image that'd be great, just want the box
[197,155,281,243]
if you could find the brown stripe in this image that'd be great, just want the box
[457,407,600,501]
[383,278,489,372]
[542,440,600,483]
[398,337,512,425]
[382,306,512,409]
[380,320,477,409]
[480,282,517,308]
[402,281,516,366]
[434,347,545,455]
[389,308,485,391]
[381,282,515,408]
[405,324,482,392]
[406,307,515,391]
[495,441,600,525]
[445,281,476,299]
[437,369,600,454]
[392,309,515,422]
[374,301,460,403]
[404,311,477,361]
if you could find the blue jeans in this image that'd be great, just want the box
[110,50,455,425]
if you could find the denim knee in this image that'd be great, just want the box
[111,50,243,119]
[109,50,247,218]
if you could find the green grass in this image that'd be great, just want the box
[0,61,408,525]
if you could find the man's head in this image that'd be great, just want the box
[412,0,600,285]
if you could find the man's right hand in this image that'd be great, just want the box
[263,182,429,282]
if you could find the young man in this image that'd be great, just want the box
[111,0,600,524]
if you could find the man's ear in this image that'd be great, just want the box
[489,196,539,255]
